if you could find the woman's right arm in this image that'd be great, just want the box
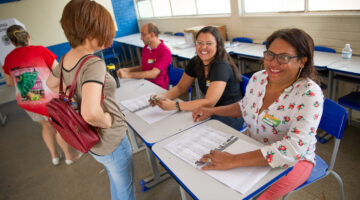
[46,73,60,94]
[192,102,242,122]
[149,73,194,105]
[81,82,112,128]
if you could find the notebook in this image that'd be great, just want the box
[164,123,271,194]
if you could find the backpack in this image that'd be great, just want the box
[46,55,103,153]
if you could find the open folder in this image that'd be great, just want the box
[120,93,177,124]
[163,123,271,194]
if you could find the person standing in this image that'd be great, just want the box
[117,23,172,90]
[46,0,135,199]
[2,25,80,165]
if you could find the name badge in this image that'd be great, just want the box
[206,80,210,87]
[147,59,154,64]
[262,113,280,127]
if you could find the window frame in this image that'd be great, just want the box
[135,0,232,19]
[239,0,360,16]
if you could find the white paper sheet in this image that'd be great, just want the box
[120,93,153,112]
[164,124,271,194]
[135,106,177,125]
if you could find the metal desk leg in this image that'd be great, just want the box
[195,79,202,100]
[126,128,145,153]
[136,47,142,65]
[327,71,333,99]
[121,45,129,66]
[128,46,135,66]
[139,147,170,192]
[0,112,7,126]
[179,186,188,200]
[237,56,243,74]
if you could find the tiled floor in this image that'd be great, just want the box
[1,101,359,200]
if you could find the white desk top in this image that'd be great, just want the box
[231,44,264,58]
[115,78,202,146]
[152,120,290,200]
[114,33,143,48]
[327,56,360,76]
[313,51,342,69]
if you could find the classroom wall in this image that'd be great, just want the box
[0,0,138,104]
[0,0,117,46]
[138,0,360,54]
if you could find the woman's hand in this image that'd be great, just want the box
[117,68,129,78]
[200,150,236,170]
[192,107,213,122]
[154,98,176,110]
[149,94,165,107]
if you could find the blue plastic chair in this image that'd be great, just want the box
[314,46,336,53]
[283,98,347,200]
[262,41,266,45]
[232,37,253,44]
[174,32,185,37]
[168,64,192,100]
[240,74,250,96]
[338,89,360,125]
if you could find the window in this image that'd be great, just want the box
[137,0,153,18]
[244,0,304,13]
[309,0,360,11]
[136,0,231,18]
[171,0,197,16]
[197,0,231,15]
[152,0,172,17]
[241,0,360,14]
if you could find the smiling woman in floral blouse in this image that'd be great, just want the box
[192,28,324,200]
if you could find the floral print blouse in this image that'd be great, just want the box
[239,70,324,168]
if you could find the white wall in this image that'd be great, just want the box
[0,0,116,104]
[138,0,360,54]
[0,0,117,46]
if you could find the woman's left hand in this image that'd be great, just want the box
[200,150,236,170]
[154,98,176,110]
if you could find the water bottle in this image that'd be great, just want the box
[342,44,352,59]
[107,63,120,88]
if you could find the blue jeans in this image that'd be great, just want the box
[211,115,244,131]
[89,135,135,200]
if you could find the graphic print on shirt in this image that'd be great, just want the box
[11,66,44,101]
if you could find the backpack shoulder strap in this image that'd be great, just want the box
[67,55,99,99]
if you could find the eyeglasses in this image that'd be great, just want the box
[263,51,298,64]
[195,41,215,47]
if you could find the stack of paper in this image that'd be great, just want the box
[164,124,271,194]
[120,94,177,125]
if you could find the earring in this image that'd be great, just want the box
[296,67,303,80]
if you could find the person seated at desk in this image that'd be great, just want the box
[150,26,244,130]
[193,28,324,200]
[117,23,171,89]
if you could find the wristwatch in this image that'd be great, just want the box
[176,101,181,112]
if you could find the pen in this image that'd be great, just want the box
[136,82,144,90]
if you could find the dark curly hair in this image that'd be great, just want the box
[265,28,317,81]
[194,26,240,82]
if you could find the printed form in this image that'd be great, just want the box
[120,93,177,124]
[164,124,271,194]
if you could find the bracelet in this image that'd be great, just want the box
[176,101,181,112]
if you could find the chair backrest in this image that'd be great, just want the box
[318,98,347,139]
[314,46,336,53]
[168,64,184,86]
[164,31,173,35]
[232,37,253,44]
[174,32,185,37]
[240,75,250,95]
